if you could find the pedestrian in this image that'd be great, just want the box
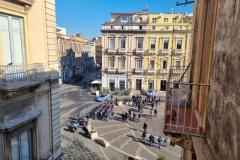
[78,112,82,119]
[155,99,158,107]
[158,97,161,105]
[84,81,87,88]
[143,121,148,132]
[128,109,132,118]
[138,113,141,122]
[111,94,113,100]
[164,135,169,147]
[94,112,97,120]
[115,98,118,105]
[151,102,154,110]
[154,108,157,117]
[149,110,153,119]
[141,131,147,143]
[158,136,162,149]
[112,111,114,119]
[133,112,136,121]
[121,112,125,122]
[149,134,154,147]
[86,114,90,122]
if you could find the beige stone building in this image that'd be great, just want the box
[0,0,61,159]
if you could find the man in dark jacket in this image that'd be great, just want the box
[142,131,147,143]
[154,108,157,118]
[128,109,132,118]
[151,102,154,110]
[121,112,125,122]
[133,112,136,121]
[143,121,148,132]
[149,134,154,147]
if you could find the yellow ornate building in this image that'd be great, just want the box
[101,10,192,92]
[141,13,192,91]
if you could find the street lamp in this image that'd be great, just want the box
[176,0,194,6]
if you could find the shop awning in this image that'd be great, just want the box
[91,79,102,84]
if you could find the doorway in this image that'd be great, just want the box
[148,81,154,89]
[109,81,115,91]
[136,79,142,90]
[160,80,166,91]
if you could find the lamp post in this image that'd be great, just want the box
[176,0,194,6]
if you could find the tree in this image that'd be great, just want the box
[157,155,165,160]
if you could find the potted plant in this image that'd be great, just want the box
[88,127,98,140]
[97,138,110,147]
[117,99,122,106]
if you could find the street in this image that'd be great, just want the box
[60,70,181,160]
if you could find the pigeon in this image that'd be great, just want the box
[7,62,13,65]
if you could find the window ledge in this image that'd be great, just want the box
[15,0,35,6]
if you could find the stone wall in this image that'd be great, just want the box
[206,0,240,160]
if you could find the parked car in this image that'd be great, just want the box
[147,89,154,97]
[96,94,110,102]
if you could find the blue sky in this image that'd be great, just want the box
[56,0,194,39]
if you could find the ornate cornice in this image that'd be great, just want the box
[14,0,35,6]
[101,29,191,34]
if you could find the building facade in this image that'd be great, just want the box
[82,41,95,68]
[57,32,84,83]
[0,0,62,160]
[93,37,102,65]
[101,9,192,92]
[163,0,240,160]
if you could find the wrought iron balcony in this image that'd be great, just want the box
[149,49,157,55]
[0,63,45,91]
[170,49,185,56]
[158,49,171,56]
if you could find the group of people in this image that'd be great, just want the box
[77,113,90,127]
[94,101,115,121]
[142,121,169,148]
[121,109,141,123]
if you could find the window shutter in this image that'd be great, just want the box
[0,15,12,65]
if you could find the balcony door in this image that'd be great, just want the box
[0,14,25,65]
[136,79,141,90]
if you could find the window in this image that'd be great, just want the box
[119,59,125,68]
[139,26,142,30]
[163,39,169,49]
[109,39,115,48]
[0,14,25,65]
[115,17,120,22]
[139,17,142,21]
[110,59,114,67]
[152,26,156,30]
[137,39,143,48]
[150,60,154,69]
[110,26,114,30]
[120,39,125,48]
[164,18,168,22]
[121,26,126,30]
[136,60,142,68]
[129,17,133,23]
[162,60,167,69]
[164,26,169,30]
[150,39,156,49]
[121,16,127,22]
[176,39,182,49]
[119,80,125,90]
[152,18,157,23]
[173,18,176,23]
[175,60,181,69]
[11,130,32,160]
[178,26,182,30]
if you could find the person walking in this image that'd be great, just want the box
[128,109,132,118]
[154,108,157,118]
[149,134,154,147]
[158,97,161,105]
[112,111,114,119]
[155,99,158,107]
[121,112,125,122]
[111,94,113,100]
[86,114,90,122]
[138,104,141,112]
[158,136,163,149]
[143,121,148,132]
[84,81,87,88]
[125,112,129,123]
[78,112,82,119]
[149,110,153,119]
[115,98,118,105]
[138,113,141,122]
[141,131,147,143]
[133,112,136,121]
[151,102,154,110]
[164,135,169,147]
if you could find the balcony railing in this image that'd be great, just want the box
[118,48,126,53]
[162,49,172,54]
[170,49,185,56]
[157,69,168,75]
[158,49,171,56]
[104,20,148,25]
[134,68,144,74]
[0,63,45,91]
[108,67,116,72]
[107,48,116,53]
[136,48,144,52]
[164,82,209,136]
[146,68,156,74]
[118,67,126,73]
[149,49,157,54]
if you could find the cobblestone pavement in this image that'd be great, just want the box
[60,70,181,160]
